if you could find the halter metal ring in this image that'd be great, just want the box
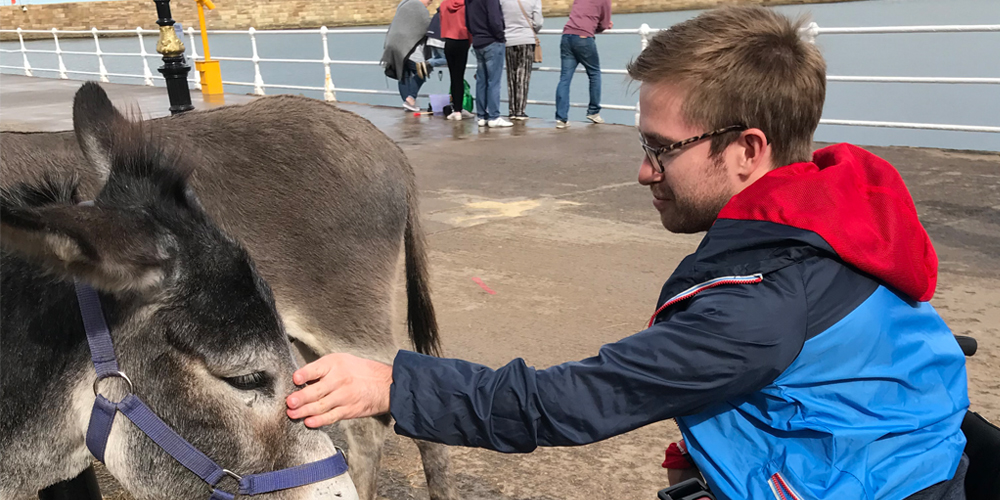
[207,469,243,493]
[92,371,134,399]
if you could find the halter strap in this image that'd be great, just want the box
[76,281,349,498]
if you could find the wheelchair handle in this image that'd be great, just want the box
[956,335,977,357]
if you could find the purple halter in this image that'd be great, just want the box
[76,281,349,499]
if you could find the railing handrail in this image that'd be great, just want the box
[2,23,998,133]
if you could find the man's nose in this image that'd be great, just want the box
[638,155,663,186]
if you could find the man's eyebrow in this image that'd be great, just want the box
[638,129,679,146]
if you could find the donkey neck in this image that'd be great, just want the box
[0,254,117,493]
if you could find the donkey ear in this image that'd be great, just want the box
[0,195,171,293]
[73,82,131,181]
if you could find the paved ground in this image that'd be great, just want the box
[2,76,998,500]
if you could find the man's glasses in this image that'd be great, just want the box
[639,125,748,173]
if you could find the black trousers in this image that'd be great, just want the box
[444,38,470,109]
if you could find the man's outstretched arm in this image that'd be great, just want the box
[288,269,806,452]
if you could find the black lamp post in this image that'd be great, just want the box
[153,0,194,114]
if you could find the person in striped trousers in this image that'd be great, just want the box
[501,0,543,120]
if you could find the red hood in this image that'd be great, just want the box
[718,143,938,302]
[442,0,465,13]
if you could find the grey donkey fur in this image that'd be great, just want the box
[0,84,459,500]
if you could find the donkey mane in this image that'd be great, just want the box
[1,174,79,210]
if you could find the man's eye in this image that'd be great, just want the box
[223,371,271,391]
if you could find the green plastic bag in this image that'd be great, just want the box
[463,79,474,113]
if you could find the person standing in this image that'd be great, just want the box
[466,0,513,127]
[441,0,476,120]
[500,0,543,120]
[382,0,433,112]
[554,0,611,129]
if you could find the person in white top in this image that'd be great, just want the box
[500,0,543,120]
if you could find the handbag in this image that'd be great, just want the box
[515,0,542,63]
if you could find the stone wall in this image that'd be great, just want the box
[1,0,856,40]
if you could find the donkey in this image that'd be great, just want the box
[0,88,358,499]
[0,83,458,500]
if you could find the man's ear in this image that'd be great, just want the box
[1,187,172,293]
[73,82,131,182]
[733,128,773,176]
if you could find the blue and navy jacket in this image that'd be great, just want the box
[390,144,969,499]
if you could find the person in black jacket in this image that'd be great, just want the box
[465,0,512,127]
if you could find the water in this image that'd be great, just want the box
[2,0,998,151]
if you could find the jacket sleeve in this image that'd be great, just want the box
[489,0,506,41]
[532,0,543,32]
[389,268,807,452]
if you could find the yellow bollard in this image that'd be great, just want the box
[196,59,224,95]
[196,0,224,97]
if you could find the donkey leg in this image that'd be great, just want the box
[415,440,460,500]
[339,415,391,500]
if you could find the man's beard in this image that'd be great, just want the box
[661,156,732,234]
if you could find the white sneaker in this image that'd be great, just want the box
[556,120,569,129]
[511,115,529,121]
[461,110,476,119]
[488,117,513,128]
[403,100,420,112]
[586,114,604,124]
[447,111,463,121]
[478,119,487,127]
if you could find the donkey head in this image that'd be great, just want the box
[0,83,357,499]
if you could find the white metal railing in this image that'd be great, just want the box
[1,24,998,132]
[0,27,200,88]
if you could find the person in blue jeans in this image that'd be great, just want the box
[398,58,427,110]
[555,0,612,128]
[474,42,508,126]
[467,0,513,127]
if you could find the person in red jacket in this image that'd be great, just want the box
[440,0,475,120]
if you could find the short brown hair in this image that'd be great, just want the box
[628,6,826,167]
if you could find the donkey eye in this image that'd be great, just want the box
[223,371,271,391]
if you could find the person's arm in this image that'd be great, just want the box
[595,0,612,33]
[531,0,543,32]
[390,268,807,452]
[489,0,506,41]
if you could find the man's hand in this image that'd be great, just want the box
[285,353,393,428]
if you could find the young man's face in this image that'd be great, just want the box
[637,82,739,234]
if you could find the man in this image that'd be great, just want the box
[466,0,512,127]
[382,0,433,112]
[287,7,969,499]
[554,0,611,129]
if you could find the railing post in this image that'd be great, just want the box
[137,27,155,86]
[803,21,819,44]
[52,28,68,79]
[186,26,203,90]
[92,28,110,83]
[16,27,32,77]
[153,0,194,114]
[320,26,336,102]
[636,23,652,126]
[249,27,265,95]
